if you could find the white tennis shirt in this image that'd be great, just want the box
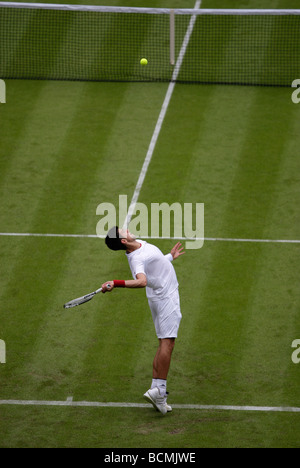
[126,240,179,301]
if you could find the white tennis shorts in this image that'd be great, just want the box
[148,288,182,339]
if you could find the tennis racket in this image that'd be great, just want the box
[64,284,111,309]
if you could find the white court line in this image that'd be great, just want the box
[0,232,299,244]
[123,0,202,229]
[0,399,299,413]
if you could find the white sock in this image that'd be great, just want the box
[156,379,167,397]
[151,379,158,389]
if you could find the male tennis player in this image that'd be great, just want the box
[102,226,185,415]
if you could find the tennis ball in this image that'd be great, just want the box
[140,58,148,66]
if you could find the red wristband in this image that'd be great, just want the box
[113,280,126,288]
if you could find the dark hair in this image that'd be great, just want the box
[105,226,126,251]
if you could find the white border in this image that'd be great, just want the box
[0,399,299,412]
[0,232,299,244]
[0,3,299,15]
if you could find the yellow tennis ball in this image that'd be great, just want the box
[140,58,148,66]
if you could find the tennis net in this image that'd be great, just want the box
[0,2,300,86]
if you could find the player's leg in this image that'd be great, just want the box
[144,291,181,414]
[144,338,175,415]
[153,338,175,381]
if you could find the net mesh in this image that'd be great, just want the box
[0,4,299,86]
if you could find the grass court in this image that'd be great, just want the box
[0,0,299,448]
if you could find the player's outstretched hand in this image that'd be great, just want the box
[171,242,185,260]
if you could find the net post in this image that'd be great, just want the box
[170,9,175,66]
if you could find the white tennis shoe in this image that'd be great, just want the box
[143,387,172,415]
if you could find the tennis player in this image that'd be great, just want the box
[102,226,185,415]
